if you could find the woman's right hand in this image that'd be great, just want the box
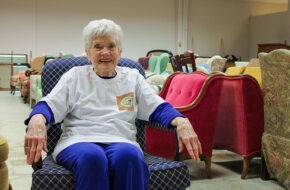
[24,114,48,165]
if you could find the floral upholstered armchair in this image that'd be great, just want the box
[259,49,290,189]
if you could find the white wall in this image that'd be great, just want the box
[188,0,251,60]
[0,0,287,62]
[0,0,177,61]
[249,10,290,58]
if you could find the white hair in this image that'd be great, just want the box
[83,19,123,51]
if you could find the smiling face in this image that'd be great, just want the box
[86,35,122,77]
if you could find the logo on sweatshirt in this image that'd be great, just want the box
[116,92,134,111]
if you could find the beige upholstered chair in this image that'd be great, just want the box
[207,56,227,72]
[247,58,260,67]
[30,54,46,74]
[0,134,12,190]
[259,49,290,189]
[19,54,45,103]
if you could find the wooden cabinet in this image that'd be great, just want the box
[258,43,290,54]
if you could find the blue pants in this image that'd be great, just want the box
[56,142,149,190]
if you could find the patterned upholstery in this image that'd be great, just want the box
[259,49,290,189]
[210,57,227,72]
[32,56,190,190]
[32,153,189,190]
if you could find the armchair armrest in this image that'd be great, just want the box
[32,156,43,171]
[135,119,182,161]
[31,119,182,171]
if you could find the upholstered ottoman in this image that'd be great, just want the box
[0,134,11,190]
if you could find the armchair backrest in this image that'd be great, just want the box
[137,56,150,70]
[154,53,170,74]
[258,49,290,189]
[147,53,170,74]
[214,74,264,156]
[259,49,290,138]
[42,56,145,155]
[30,54,46,74]
[160,72,208,106]
[171,52,196,72]
[148,56,159,73]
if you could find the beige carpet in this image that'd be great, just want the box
[0,91,285,190]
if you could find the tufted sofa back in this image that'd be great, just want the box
[160,72,208,106]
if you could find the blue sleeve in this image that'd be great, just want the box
[24,101,55,125]
[149,102,185,127]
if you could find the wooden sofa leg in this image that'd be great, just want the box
[203,155,212,178]
[241,156,253,179]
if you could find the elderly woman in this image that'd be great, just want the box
[24,19,202,190]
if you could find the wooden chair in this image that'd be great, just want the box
[146,49,173,57]
[171,51,196,72]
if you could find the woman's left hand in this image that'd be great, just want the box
[171,117,202,161]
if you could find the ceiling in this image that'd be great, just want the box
[241,0,288,3]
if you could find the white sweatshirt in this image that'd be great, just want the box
[42,65,165,161]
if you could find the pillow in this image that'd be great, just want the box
[207,55,226,72]
[146,74,167,94]
[195,57,210,64]
[196,65,210,73]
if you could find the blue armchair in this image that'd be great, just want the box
[30,56,191,190]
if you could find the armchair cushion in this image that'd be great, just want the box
[243,67,262,87]
[225,66,246,75]
[32,153,189,190]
